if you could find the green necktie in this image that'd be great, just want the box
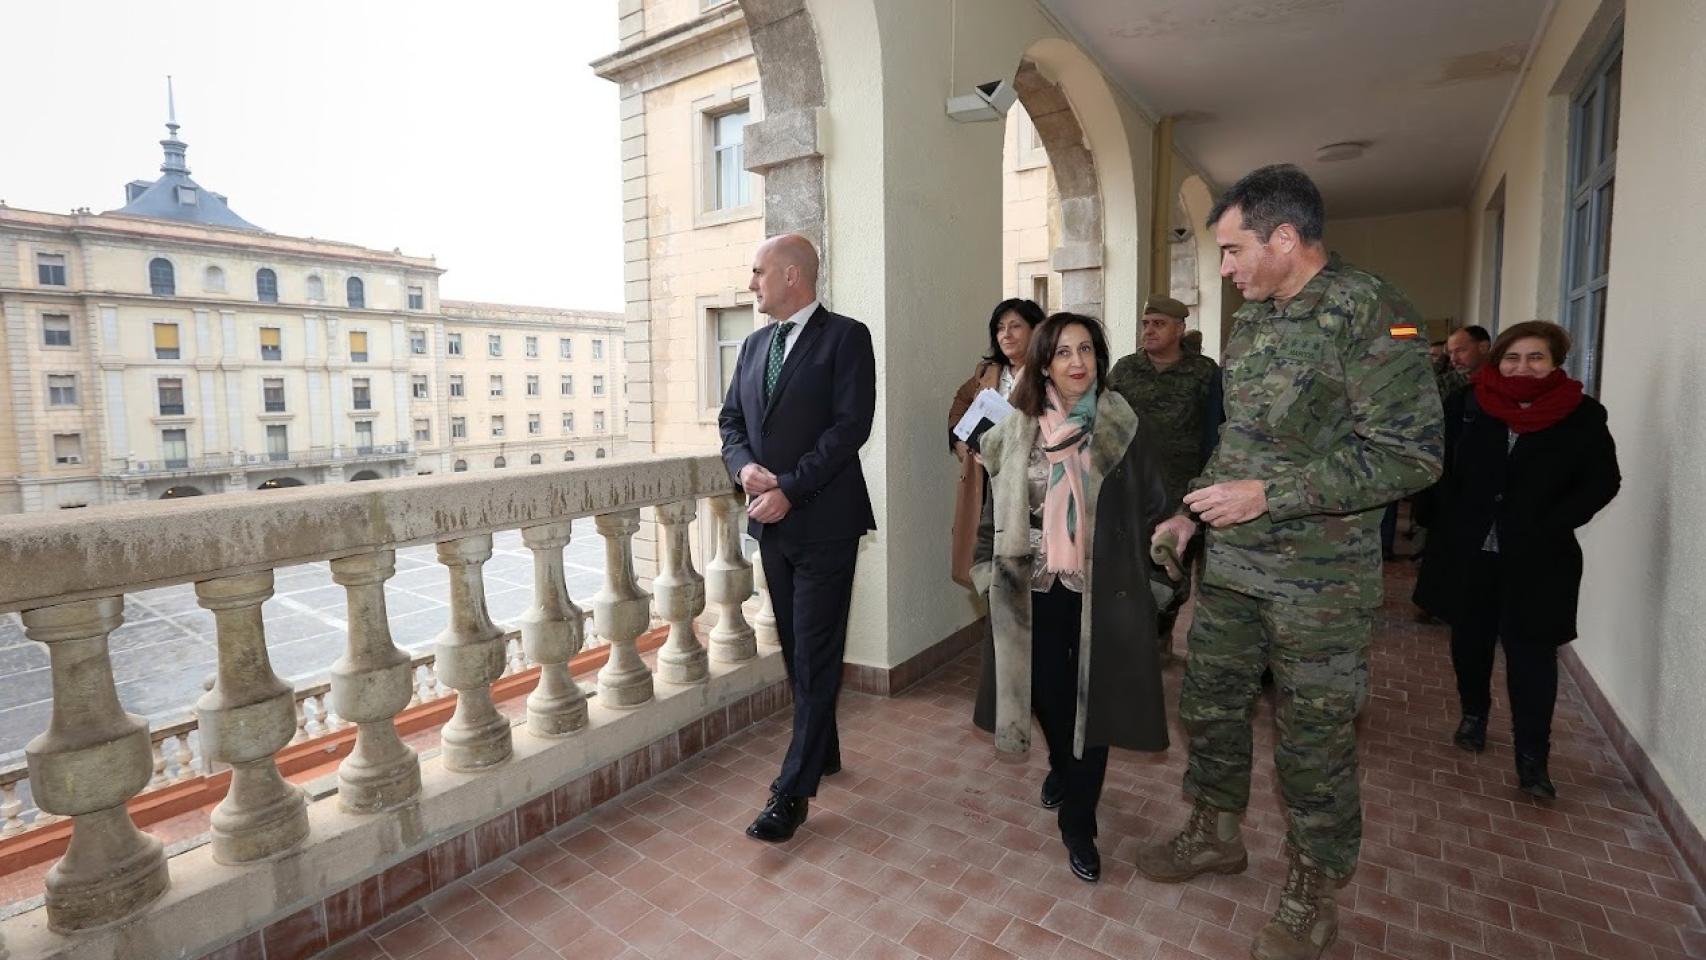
[764,321,796,402]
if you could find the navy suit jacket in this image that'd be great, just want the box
[719,305,877,542]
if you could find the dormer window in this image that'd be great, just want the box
[176,186,198,206]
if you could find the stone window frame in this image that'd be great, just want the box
[1016,259,1055,311]
[450,416,467,441]
[40,311,75,350]
[449,374,465,398]
[692,81,764,228]
[36,250,69,287]
[1012,105,1049,172]
[411,375,430,400]
[153,374,188,418]
[695,290,756,417]
[51,432,84,466]
[45,372,80,408]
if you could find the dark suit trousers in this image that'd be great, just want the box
[762,528,859,797]
[1450,551,1559,758]
[1031,583,1108,842]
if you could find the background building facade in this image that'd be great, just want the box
[0,125,624,513]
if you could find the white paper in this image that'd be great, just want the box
[953,388,1016,441]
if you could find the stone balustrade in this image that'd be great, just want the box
[0,456,783,959]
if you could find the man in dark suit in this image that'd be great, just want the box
[719,233,876,843]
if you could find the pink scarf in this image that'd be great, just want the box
[1039,383,1096,575]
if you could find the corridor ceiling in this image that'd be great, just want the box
[1039,0,1552,218]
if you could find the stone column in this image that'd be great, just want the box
[22,597,168,932]
[653,500,708,684]
[328,550,421,812]
[705,494,756,663]
[195,573,309,864]
[433,535,513,771]
[593,510,654,707]
[519,522,589,736]
[751,546,781,651]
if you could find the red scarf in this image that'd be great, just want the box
[1471,365,1584,434]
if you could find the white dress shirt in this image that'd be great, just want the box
[774,299,820,362]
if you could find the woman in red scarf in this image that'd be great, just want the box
[1414,321,1620,799]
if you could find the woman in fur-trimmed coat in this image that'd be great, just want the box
[970,312,1171,884]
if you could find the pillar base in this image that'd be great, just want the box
[44,808,169,933]
[597,665,655,708]
[210,770,309,865]
[338,735,423,813]
[441,692,514,772]
[656,647,709,685]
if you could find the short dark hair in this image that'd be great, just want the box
[983,298,1047,367]
[1207,163,1325,242]
[1460,324,1492,344]
[1010,312,1111,417]
[1490,320,1571,367]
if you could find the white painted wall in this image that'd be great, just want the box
[811,0,1154,669]
[1467,0,1706,833]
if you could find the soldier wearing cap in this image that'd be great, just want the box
[1106,294,1224,666]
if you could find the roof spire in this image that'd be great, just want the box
[160,75,188,175]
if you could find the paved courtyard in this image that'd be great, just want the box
[0,521,610,763]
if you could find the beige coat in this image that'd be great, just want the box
[948,360,1003,587]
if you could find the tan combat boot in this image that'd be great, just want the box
[1134,799,1248,882]
[1250,850,1339,960]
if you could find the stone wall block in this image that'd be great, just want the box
[593,510,655,707]
[760,158,826,251]
[653,499,708,685]
[519,522,589,737]
[705,494,757,663]
[433,535,514,771]
[22,596,169,932]
[1051,241,1104,273]
[329,549,421,813]
[746,10,825,109]
[195,572,310,864]
[743,109,821,174]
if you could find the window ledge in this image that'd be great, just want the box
[258,413,295,422]
[694,204,762,230]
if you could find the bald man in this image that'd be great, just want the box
[720,233,877,842]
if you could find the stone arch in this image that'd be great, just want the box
[349,470,382,482]
[160,485,204,499]
[257,476,305,490]
[1013,58,1102,319]
[736,0,828,266]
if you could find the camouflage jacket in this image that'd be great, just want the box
[1436,366,1471,402]
[1106,351,1221,510]
[1193,254,1444,608]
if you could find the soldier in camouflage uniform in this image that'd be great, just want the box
[1106,295,1223,665]
[1135,165,1443,960]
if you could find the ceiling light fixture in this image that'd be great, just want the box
[1315,141,1370,162]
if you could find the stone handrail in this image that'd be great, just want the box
[0,454,768,951]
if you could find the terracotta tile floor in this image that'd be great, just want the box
[319,566,1706,960]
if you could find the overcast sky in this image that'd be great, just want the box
[0,1,624,310]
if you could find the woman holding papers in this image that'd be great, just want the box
[970,312,1171,883]
[949,298,1045,586]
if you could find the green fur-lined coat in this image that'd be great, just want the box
[970,389,1172,759]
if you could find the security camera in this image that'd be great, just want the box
[1169,226,1191,243]
[946,79,1018,123]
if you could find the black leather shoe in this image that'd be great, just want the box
[770,761,840,796]
[747,794,809,842]
[1516,753,1557,800]
[1040,771,1065,810]
[1453,714,1488,753]
[1065,838,1100,883]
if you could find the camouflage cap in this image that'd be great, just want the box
[1143,295,1190,322]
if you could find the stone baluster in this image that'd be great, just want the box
[593,510,654,707]
[195,573,309,864]
[751,546,781,650]
[21,597,168,931]
[290,699,309,744]
[706,494,758,663]
[304,695,327,737]
[653,500,709,684]
[177,734,197,779]
[433,535,513,771]
[149,740,169,789]
[329,549,421,812]
[1,781,23,835]
[519,522,589,736]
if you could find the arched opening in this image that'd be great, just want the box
[149,257,175,296]
[203,265,225,293]
[529,453,543,465]
[1007,58,1103,320]
[453,459,468,472]
[493,456,507,469]
[563,450,576,462]
[1179,173,1231,358]
[255,267,279,304]
[346,276,365,309]
[306,274,325,302]
[257,476,305,490]
[160,485,204,499]
[349,470,382,481]
[595,448,607,459]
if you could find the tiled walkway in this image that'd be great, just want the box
[318,567,1706,960]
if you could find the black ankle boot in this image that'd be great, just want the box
[1453,714,1487,753]
[1516,753,1557,800]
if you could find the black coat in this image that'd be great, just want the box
[1413,389,1621,644]
[719,306,877,542]
[969,391,1171,758]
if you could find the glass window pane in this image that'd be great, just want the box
[1601,55,1622,163]
[1568,202,1592,289]
[717,306,753,341]
[1594,180,1615,279]
[715,110,746,147]
[1573,91,1596,187]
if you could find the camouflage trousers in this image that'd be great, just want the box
[1180,583,1372,879]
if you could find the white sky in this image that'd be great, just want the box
[0,1,624,310]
